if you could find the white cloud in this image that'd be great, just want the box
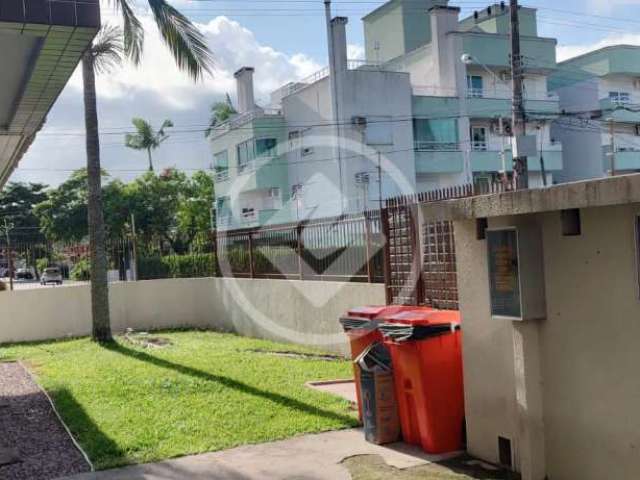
[557,33,640,61]
[12,8,323,185]
[67,12,322,109]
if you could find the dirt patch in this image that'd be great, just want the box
[0,362,91,480]
[341,454,519,480]
[123,331,173,349]
[245,348,342,361]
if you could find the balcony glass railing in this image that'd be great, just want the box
[215,170,229,182]
[414,141,460,151]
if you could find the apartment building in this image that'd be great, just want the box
[211,0,563,230]
[550,45,640,182]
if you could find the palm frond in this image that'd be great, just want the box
[91,25,124,75]
[109,0,144,65]
[124,133,145,150]
[147,0,214,81]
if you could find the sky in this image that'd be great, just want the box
[10,0,640,186]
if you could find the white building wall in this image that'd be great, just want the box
[552,78,605,182]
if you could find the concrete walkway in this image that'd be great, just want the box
[62,429,455,480]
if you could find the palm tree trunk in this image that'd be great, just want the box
[82,51,112,343]
[147,149,154,172]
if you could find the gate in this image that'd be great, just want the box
[382,185,475,309]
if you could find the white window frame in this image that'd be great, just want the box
[471,126,488,151]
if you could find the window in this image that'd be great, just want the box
[609,91,631,105]
[291,184,303,199]
[237,139,255,173]
[213,150,228,180]
[471,126,488,151]
[241,207,256,221]
[413,119,459,151]
[467,75,484,98]
[216,196,231,223]
[255,138,277,157]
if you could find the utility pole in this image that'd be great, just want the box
[377,150,383,216]
[609,118,616,176]
[130,213,138,281]
[509,0,528,189]
[538,123,548,186]
[2,219,14,291]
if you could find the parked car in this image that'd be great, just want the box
[16,268,35,280]
[41,267,63,285]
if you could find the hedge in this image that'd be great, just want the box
[138,253,218,280]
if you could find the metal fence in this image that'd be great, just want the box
[216,210,385,283]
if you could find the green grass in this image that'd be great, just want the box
[0,331,358,470]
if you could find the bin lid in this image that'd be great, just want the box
[346,305,419,320]
[383,307,460,327]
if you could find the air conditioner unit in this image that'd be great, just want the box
[268,187,281,198]
[352,116,367,127]
[355,172,370,185]
[633,79,640,90]
[499,71,511,82]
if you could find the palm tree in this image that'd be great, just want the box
[205,98,236,138]
[82,2,213,343]
[124,118,173,172]
[110,0,213,80]
[82,26,124,342]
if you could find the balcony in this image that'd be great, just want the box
[599,97,640,124]
[605,148,640,171]
[209,108,283,140]
[472,150,563,172]
[461,32,557,71]
[214,170,229,182]
[414,142,464,174]
[412,91,561,119]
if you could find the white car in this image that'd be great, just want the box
[41,267,63,285]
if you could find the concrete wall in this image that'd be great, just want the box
[0,278,386,355]
[454,203,640,479]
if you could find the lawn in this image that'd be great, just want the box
[0,331,359,470]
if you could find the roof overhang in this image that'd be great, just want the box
[0,0,100,187]
[420,174,640,221]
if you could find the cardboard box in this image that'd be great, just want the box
[360,369,401,445]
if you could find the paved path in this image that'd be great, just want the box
[62,429,455,480]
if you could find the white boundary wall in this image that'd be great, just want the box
[0,278,385,354]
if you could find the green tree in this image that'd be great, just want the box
[0,182,47,245]
[125,118,173,172]
[126,169,214,254]
[205,99,236,138]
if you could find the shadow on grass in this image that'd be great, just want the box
[49,387,125,469]
[102,341,358,426]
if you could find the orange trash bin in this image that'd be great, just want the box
[339,305,413,421]
[380,308,464,454]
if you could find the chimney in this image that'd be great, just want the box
[330,17,349,74]
[234,66,255,114]
[429,6,462,94]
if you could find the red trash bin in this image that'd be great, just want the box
[380,308,464,454]
[339,305,413,421]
